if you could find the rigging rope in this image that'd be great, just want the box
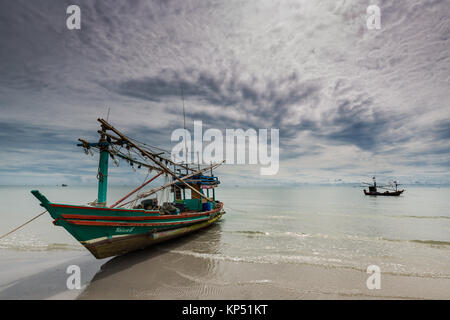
[223,204,247,213]
[0,210,47,240]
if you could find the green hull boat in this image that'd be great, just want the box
[31,119,225,259]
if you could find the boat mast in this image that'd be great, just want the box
[179,85,188,172]
[98,118,213,202]
[97,126,109,207]
[211,162,215,201]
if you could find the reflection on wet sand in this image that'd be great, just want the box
[78,218,450,299]
[0,250,104,300]
[78,223,224,299]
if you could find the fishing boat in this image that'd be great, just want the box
[31,118,225,259]
[362,177,404,196]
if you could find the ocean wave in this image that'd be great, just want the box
[386,215,450,220]
[0,242,84,252]
[265,215,298,220]
[229,230,450,249]
[169,249,344,266]
[168,249,450,279]
[0,235,83,251]
[234,231,270,236]
[381,238,450,247]
[229,230,311,239]
[409,239,450,246]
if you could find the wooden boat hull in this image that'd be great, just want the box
[363,190,404,196]
[83,213,223,259]
[31,190,224,259]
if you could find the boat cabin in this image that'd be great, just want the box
[171,174,220,213]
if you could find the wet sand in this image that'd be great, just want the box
[1,245,449,299]
[77,234,450,300]
[0,249,107,300]
[1,231,449,300]
[2,186,449,300]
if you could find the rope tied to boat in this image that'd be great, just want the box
[0,210,47,240]
[97,170,104,182]
[223,204,247,213]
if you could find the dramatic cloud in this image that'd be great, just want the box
[0,0,449,186]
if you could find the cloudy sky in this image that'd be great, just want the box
[0,0,449,186]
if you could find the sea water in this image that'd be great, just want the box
[0,185,449,280]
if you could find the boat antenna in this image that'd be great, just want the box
[180,84,188,174]
[106,107,111,122]
[197,151,200,171]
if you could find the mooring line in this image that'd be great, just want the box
[224,205,247,213]
[0,210,47,240]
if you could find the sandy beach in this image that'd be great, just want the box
[77,234,450,300]
[0,249,105,300]
[2,231,448,300]
[1,186,449,300]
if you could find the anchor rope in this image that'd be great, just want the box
[0,210,47,240]
[223,204,247,213]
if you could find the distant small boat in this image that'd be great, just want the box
[362,177,404,196]
[61,184,68,187]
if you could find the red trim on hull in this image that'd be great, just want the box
[82,213,224,259]
[50,203,159,214]
[52,203,224,227]
[65,216,212,227]
[61,212,210,221]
